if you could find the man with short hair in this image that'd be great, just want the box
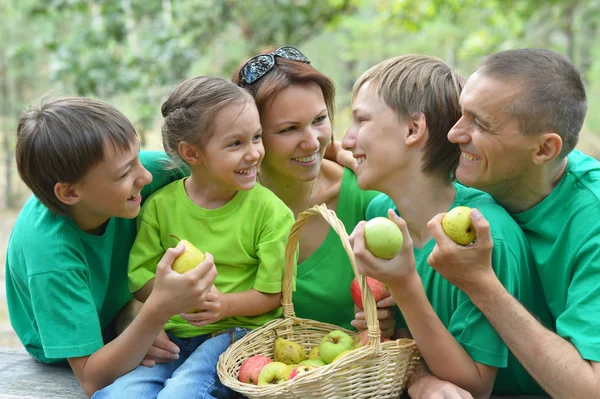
[427,48,599,398]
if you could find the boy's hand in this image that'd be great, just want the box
[351,296,397,338]
[140,330,180,367]
[149,245,217,319]
[349,210,417,287]
[180,285,228,327]
[325,140,358,173]
[408,373,474,399]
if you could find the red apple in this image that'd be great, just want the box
[238,355,272,385]
[350,277,390,309]
[352,329,391,348]
[289,364,316,379]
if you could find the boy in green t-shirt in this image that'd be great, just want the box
[341,55,552,397]
[94,77,294,399]
[6,97,217,396]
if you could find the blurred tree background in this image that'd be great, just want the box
[1,0,600,209]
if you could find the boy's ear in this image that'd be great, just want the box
[405,112,428,147]
[54,182,81,206]
[178,141,202,165]
[532,132,562,165]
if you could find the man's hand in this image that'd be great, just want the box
[180,285,228,327]
[140,330,180,368]
[427,209,496,294]
[349,210,417,286]
[351,296,397,338]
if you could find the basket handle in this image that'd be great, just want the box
[282,203,382,348]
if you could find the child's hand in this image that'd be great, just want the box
[349,210,417,287]
[140,330,180,367]
[180,285,228,327]
[351,296,397,338]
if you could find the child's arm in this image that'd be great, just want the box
[350,211,496,398]
[181,286,281,327]
[68,247,217,396]
[325,139,357,172]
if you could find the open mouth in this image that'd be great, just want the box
[127,192,141,203]
[461,151,480,161]
[292,153,318,164]
[355,156,366,165]
[235,166,257,178]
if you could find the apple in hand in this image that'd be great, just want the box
[350,277,390,309]
[364,217,404,259]
[238,355,272,385]
[257,362,292,385]
[319,330,354,364]
[442,206,476,245]
[289,364,316,379]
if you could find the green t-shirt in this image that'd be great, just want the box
[511,149,600,363]
[128,178,295,338]
[292,168,379,330]
[5,151,183,364]
[366,183,552,395]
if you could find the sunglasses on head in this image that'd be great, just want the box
[238,46,310,86]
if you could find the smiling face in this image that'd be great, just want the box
[70,140,152,231]
[259,82,331,182]
[199,100,264,194]
[342,81,409,192]
[448,72,539,196]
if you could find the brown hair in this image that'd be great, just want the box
[232,46,336,129]
[354,54,464,181]
[161,76,253,167]
[479,48,587,157]
[15,97,137,215]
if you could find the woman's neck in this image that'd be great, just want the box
[385,173,456,249]
[258,167,317,217]
[185,173,237,209]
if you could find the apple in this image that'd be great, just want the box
[442,206,476,245]
[364,217,404,259]
[332,349,352,363]
[238,355,272,385]
[319,330,354,364]
[299,358,326,367]
[257,362,292,385]
[352,329,390,349]
[289,364,316,379]
[350,277,390,310]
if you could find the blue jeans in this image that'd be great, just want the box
[93,327,248,399]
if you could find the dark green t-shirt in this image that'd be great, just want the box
[366,183,552,395]
[5,151,183,363]
[292,168,379,330]
[511,149,600,363]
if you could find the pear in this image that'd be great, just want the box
[442,206,477,245]
[307,345,320,360]
[170,234,205,274]
[273,337,307,365]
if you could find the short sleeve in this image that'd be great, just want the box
[555,237,600,361]
[29,269,104,359]
[254,212,295,293]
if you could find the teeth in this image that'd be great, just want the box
[127,192,140,201]
[236,167,256,176]
[293,153,318,163]
[461,152,479,161]
[356,156,366,165]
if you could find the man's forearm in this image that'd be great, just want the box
[467,276,600,398]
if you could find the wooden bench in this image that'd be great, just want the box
[0,348,85,398]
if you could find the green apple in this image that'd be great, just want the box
[273,337,307,365]
[299,358,326,367]
[332,349,352,363]
[257,362,292,385]
[364,217,404,259]
[319,330,354,364]
[442,206,477,245]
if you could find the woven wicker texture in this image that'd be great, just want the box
[217,204,421,398]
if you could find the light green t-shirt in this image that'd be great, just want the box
[293,168,379,330]
[511,149,600,363]
[128,179,295,338]
[5,151,184,364]
[366,183,552,395]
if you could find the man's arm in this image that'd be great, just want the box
[427,211,600,399]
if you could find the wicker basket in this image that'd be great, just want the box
[217,204,421,398]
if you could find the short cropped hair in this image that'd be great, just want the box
[354,55,464,181]
[16,97,138,215]
[479,48,587,157]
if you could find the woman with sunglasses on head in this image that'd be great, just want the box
[232,46,396,336]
